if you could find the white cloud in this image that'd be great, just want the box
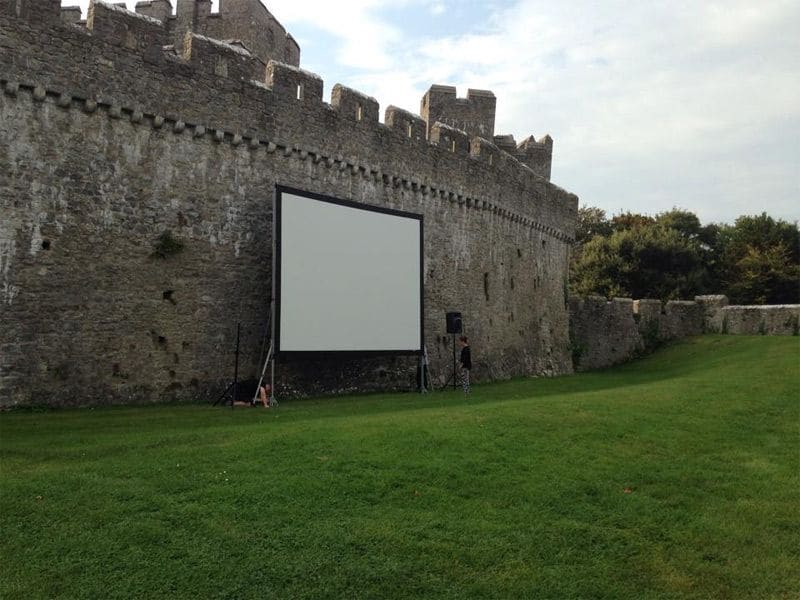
[428,1,445,16]
[264,0,408,70]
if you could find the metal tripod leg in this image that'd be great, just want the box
[253,342,273,405]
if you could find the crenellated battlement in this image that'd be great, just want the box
[267,60,323,103]
[57,0,300,66]
[515,134,553,180]
[21,1,550,185]
[384,105,426,142]
[0,0,580,406]
[1,0,574,230]
[490,133,553,180]
[186,32,265,82]
[171,0,299,66]
[134,0,171,23]
[87,0,168,51]
[332,84,379,124]
[420,84,554,180]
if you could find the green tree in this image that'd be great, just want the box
[571,225,707,300]
[655,209,702,240]
[715,214,799,304]
[610,212,655,232]
[575,206,612,244]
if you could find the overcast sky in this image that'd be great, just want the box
[69,0,799,225]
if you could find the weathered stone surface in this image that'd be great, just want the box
[570,294,799,370]
[570,296,706,370]
[718,305,800,336]
[0,0,579,407]
[695,294,729,332]
[569,296,642,370]
[163,0,299,67]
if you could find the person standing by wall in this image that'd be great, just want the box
[459,336,472,394]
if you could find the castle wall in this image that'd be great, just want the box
[569,295,799,371]
[0,1,578,407]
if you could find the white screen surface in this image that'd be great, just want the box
[277,190,422,352]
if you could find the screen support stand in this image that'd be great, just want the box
[253,342,277,407]
[253,300,277,407]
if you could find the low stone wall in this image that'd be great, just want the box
[568,296,704,371]
[569,294,799,371]
[696,295,800,335]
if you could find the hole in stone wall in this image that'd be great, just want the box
[356,103,363,121]
[517,248,522,257]
[163,290,176,304]
[510,277,515,290]
[407,123,413,138]
[542,239,546,248]
[190,378,199,388]
[112,363,120,376]
[158,335,167,346]
[296,84,304,100]
[169,369,176,378]
[41,240,51,250]
[484,272,490,301]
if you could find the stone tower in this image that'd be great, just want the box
[136,0,300,66]
[420,85,496,140]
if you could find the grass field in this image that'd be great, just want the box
[1,336,798,599]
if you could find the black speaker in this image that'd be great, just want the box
[446,312,463,334]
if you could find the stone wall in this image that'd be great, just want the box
[568,296,704,371]
[0,0,578,407]
[697,296,800,336]
[570,295,799,371]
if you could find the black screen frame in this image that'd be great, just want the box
[273,185,424,358]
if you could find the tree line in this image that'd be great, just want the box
[570,208,799,304]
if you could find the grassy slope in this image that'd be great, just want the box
[1,336,798,599]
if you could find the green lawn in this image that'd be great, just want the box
[1,336,798,599]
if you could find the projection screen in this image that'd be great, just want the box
[274,186,423,355]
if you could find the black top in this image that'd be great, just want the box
[460,346,472,370]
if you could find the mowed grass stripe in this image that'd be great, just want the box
[1,335,798,599]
